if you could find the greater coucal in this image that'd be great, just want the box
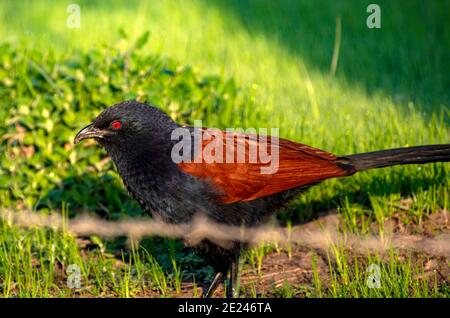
[74,101,450,297]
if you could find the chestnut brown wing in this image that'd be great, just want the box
[177,129,348,203]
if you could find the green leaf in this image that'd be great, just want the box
[134,31,150,50]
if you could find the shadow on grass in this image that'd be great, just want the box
[279,163,448,225]
[205,0,450,115]
[37,174,141,219]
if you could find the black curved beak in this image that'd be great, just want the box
[74,123,103,144]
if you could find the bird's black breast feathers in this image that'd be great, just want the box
[114,149,269,225]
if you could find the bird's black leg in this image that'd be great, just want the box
[226,256,240,298]
[202,272,223,298]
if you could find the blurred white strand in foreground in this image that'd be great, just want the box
[1,209,448,257]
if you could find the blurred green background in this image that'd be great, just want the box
[0,0,448,297]
[1,0,448,217]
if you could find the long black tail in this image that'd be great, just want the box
[336,144,450,173]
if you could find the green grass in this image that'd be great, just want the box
[0,0,449,297]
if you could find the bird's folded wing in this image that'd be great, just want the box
[177,129,348,203]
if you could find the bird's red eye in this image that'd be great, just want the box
[110,120,122,130]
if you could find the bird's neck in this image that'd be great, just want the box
[107,139,175,177]
[105,140,182,213]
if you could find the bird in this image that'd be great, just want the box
[74,100,450,297]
